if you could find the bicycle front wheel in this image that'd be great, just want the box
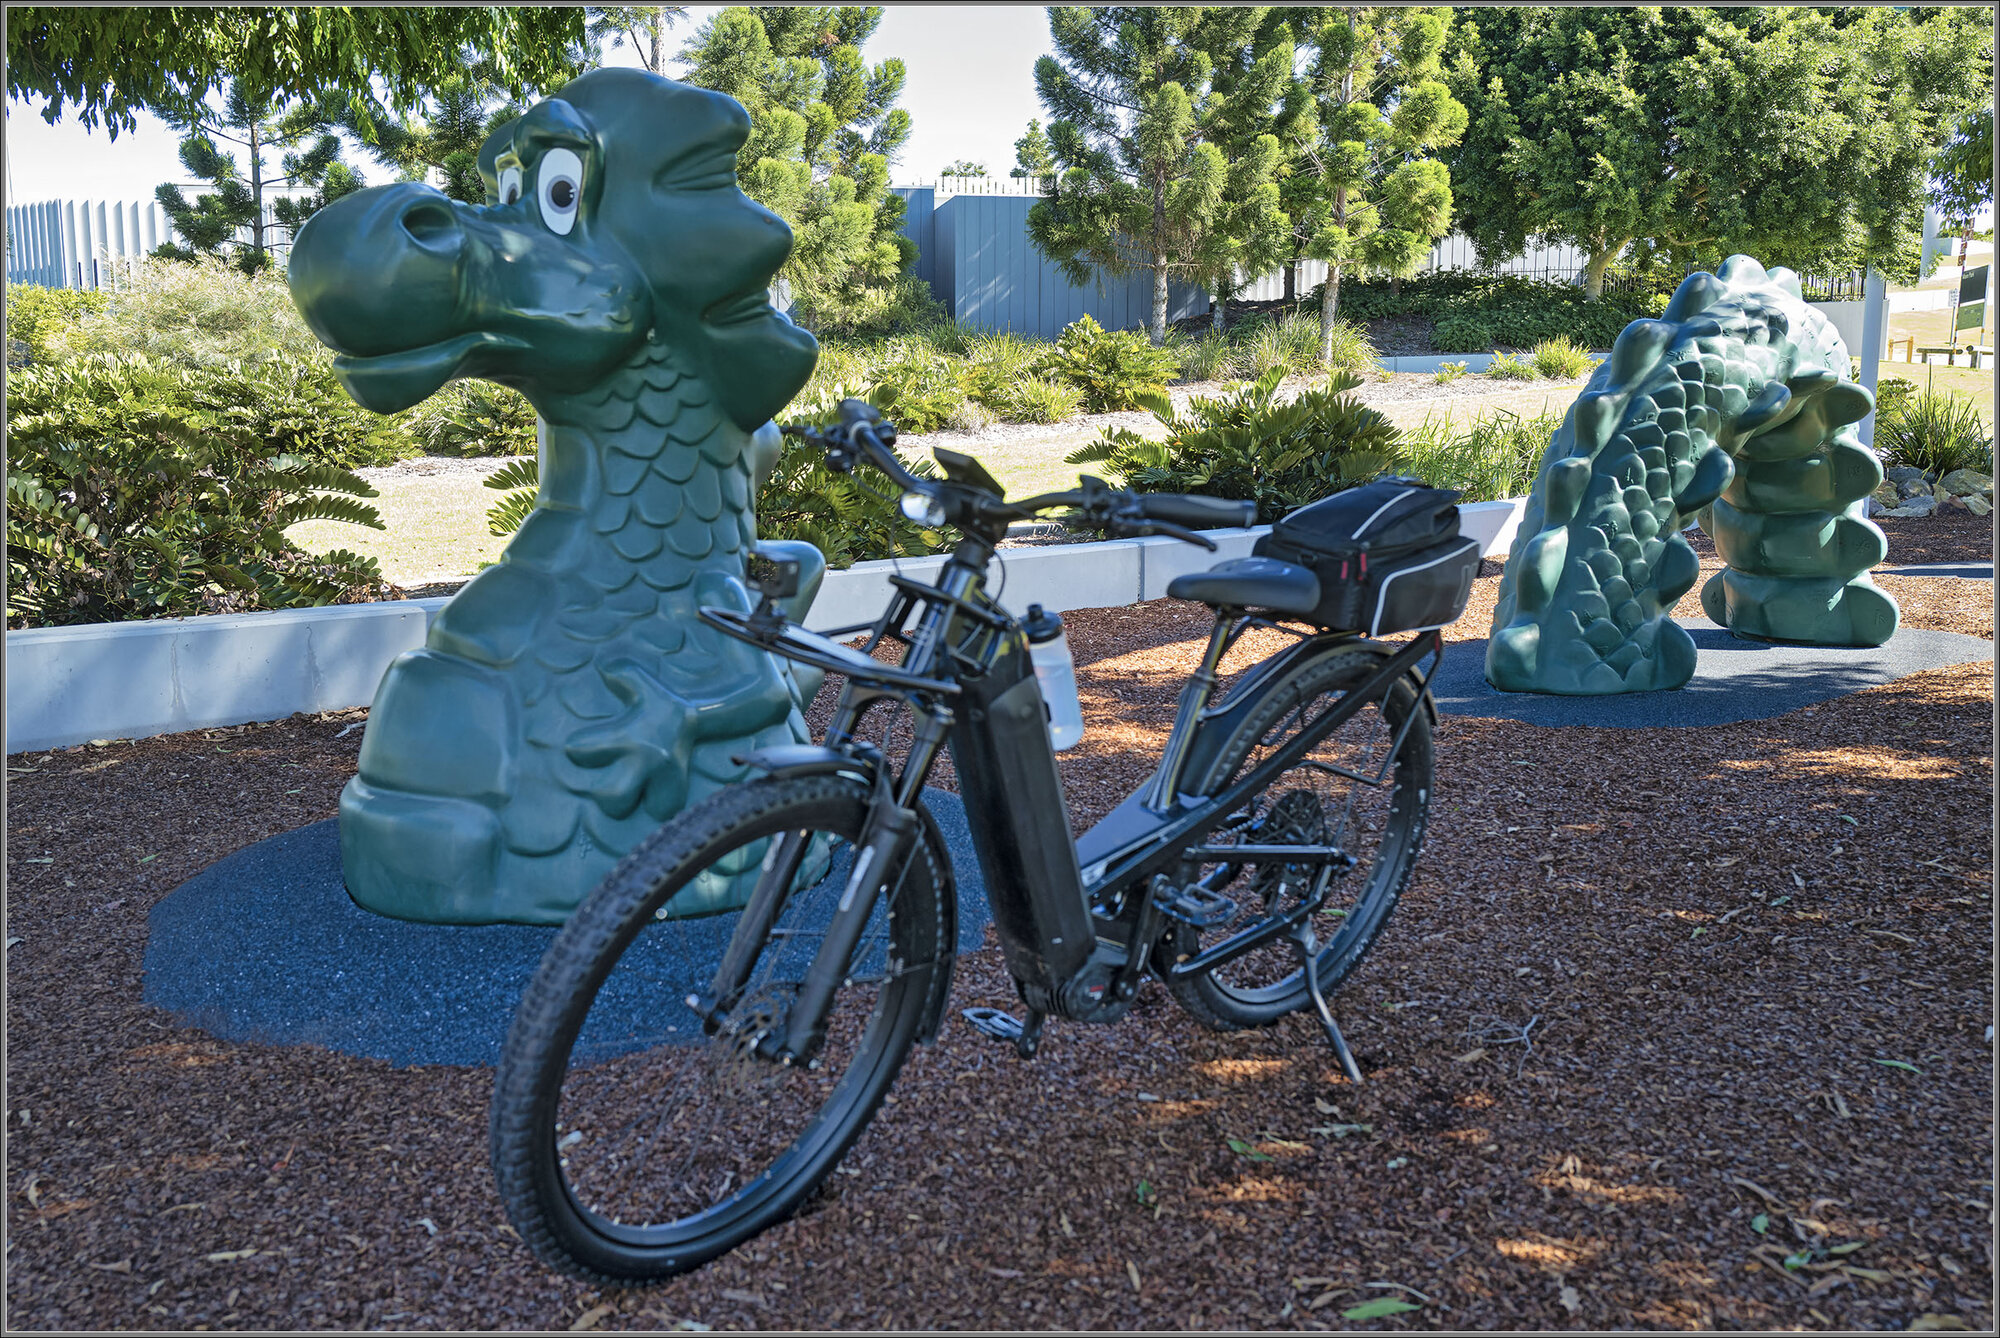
[1164,644,1433,1031]
[490,774,948,1284]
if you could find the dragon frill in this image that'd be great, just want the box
[1486,255,1895,695]
[289,69,826,923]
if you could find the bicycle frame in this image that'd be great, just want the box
[703,526,1444,1052]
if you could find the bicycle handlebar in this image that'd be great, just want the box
[781,399,1253,551]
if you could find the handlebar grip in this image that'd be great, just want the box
[1135,493,1257,530]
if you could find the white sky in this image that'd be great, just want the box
[3,5,1057,206]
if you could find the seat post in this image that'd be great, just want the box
[1142,611,1236,811]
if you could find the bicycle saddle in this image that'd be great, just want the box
[1167,556,1321,615]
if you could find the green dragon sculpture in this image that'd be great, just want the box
[288,70,827,924]
[1487,254,1897,695]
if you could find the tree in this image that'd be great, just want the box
[1931,106,1994,270]
[679,6,913,315]
[586,6,688,76]
[7,6,586,137]
[342,73,522,205]
[1445,6,1992,298]
[941,160,989,179]
[154,80,365,275]
[1011,117,1056,180]
[1284,8,1465,355]
[1027,6,1295,344]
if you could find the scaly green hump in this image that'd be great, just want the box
[288,70,823,924]
[1486,255,1896,695]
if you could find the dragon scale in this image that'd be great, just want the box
[1486,255,1895,696]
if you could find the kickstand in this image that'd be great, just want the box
[1289,924,1364,1085]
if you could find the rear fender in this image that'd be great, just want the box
[1177,635,1437,792]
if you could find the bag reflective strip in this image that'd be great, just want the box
[1351,490,1414,539]
[1369,537,1479,636]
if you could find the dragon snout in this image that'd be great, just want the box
[289,182,467,358]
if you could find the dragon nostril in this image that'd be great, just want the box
[401,199,461,250]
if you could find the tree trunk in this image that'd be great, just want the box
[1284,256,1297,304]
[1583,247,1612,302]
[1319,263,1343,366]
[649,18,664,75]
[249,121,264,270]
[1152,260,1170,345]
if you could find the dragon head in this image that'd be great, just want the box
[288,68,817,430]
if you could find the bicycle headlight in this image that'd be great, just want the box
[899,491,949,527]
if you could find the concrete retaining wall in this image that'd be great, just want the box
[5,501,1524,753]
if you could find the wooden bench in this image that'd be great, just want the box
[1915,344,1992,368]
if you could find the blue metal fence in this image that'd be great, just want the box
[894,186,1205,338]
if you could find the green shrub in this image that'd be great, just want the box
[1876,381,1994,476]
[1485,350,1538,381]
[7,349,412,472]
[1396,407,1564,503]
[1326,271,1668,353]
[1171,328,1239,383]
[5,285,112,365]
[792,273,950,340]
[1038,314,1180,412]
[1318,317,1381,378]
[862,340,971,432]
[984,374,1083,424]
[1065,366,1399,522]
[1235,317,1295,381]
[1530,336,1598,379]
[408,380,540,457]
[70,254,329,366]
[7,354,393,626]
[1433,360,1468,385]
[484,439,954,570]
[1871,377,1918,430]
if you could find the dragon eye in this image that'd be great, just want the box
[498,165,522,206]
[537,148,583,235]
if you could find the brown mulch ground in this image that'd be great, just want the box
[6,525,1991,1331]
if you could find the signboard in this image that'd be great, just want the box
[1956,263,1988,334]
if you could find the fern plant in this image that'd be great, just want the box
[7,355,391,627]
[1065,366,1401,523]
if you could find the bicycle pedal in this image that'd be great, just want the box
[1156,885,1238,928]
[961,1006,1026,1042]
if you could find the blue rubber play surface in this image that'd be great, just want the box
[1429,618,1993,728]
[144,790,990,1069]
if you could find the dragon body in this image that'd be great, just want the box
[289,70,825,923]
[1487,255,1895,695]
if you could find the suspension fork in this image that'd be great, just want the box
[771,557,982,1063]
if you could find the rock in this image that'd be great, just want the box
[1881,494,1939,518]
[1897,477,1932,499]
[1885,465,1932,488]
[1940,468,1993,497]
[1967,493,1992,517]
[1870,480,1903,511]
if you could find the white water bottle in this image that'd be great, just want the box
[1022,604,1084,751]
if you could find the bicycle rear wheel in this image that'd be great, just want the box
[490,773,947,1284]
[1164,644,1432,1031]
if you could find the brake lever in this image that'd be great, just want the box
[1107,515,1218,551]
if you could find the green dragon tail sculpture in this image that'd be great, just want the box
[288,70,826,924]
[1487,255,1896,695]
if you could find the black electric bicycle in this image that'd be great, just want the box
[490,400,1446,1284]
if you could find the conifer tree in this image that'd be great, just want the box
[680,6,912,315]
[154,78,364,275]
[1011,117,1056,182]
[1027,6,1294,344]
[1287,7,1465,358]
